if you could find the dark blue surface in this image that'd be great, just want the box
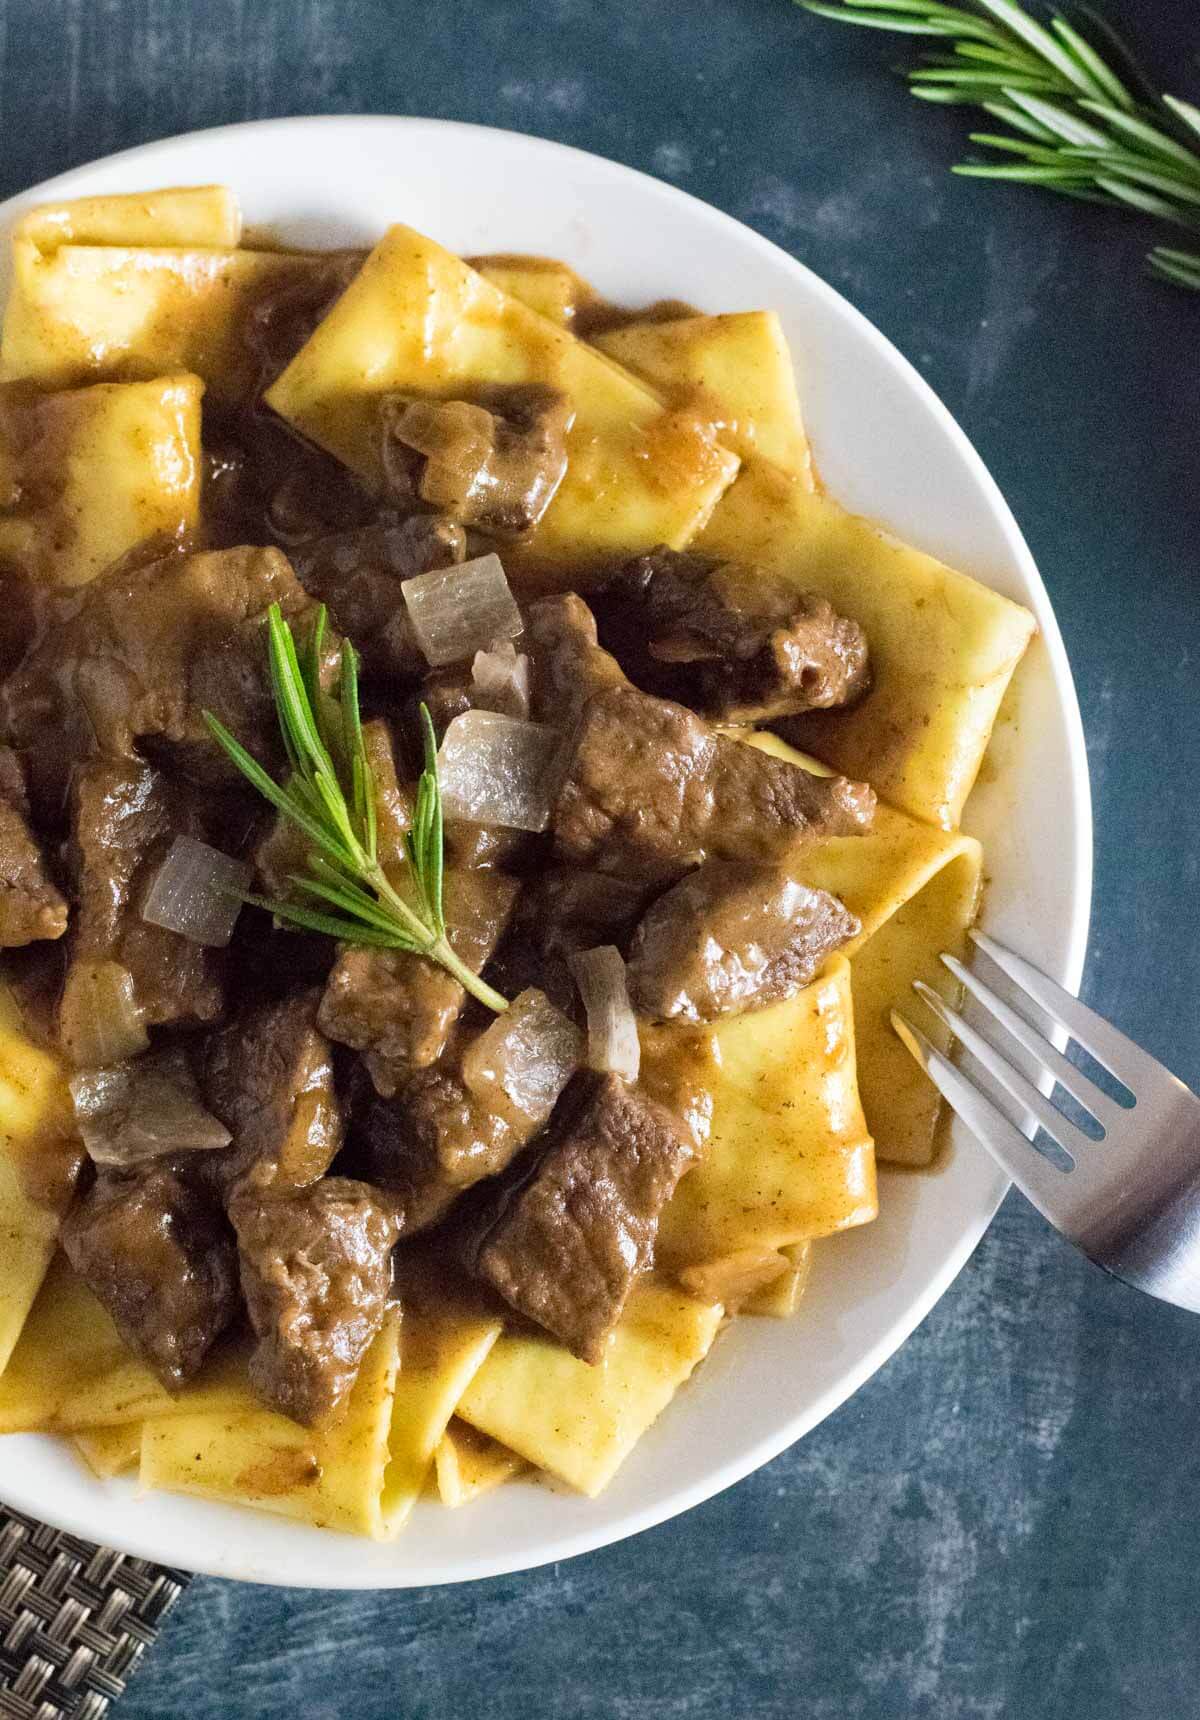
[3,2,1199,1714]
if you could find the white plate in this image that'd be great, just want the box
[0,116,1091,1588]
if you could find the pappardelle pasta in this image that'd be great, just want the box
[0,187,1033,1535]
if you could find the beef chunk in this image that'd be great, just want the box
[524,593,627,726]
[202,989,344,1196]
[230,1177,398,1426]
[380,385,573,536]
[289,516,465,678]
[444,820,530,872]
[0,750,67,946]
[1,546,313,809]
[552,685,874,880]
[318,869,520,1096]
[495,866,652,1009]
[627,861,859,1023]
[463,1072,696,1362]
[59,761,230,1045]
[361,989,581,1235]
[602,548,871,722]
[62,1165,238,1388]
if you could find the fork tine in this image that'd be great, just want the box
[940,952,1127,1133]
[970,930,1154,1094]
[913,980,1086,1158]
[890,1011,1069,1218]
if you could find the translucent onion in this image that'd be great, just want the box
[461,988,582,1127]
[472,642,531,721]
[570,945,641,1081]
[401,553,523,668]
[437,709,563,832]
[58,960,149,1070]
[142,836,253,948]
[70,1047,232,1169]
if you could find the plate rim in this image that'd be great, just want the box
[0,113,1093,1587]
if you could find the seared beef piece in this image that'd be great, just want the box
[230,1177,398,1426]
[360,1071,517,1236]
[411,665,475,743]
[444,820,530,872]
[62,1165,239,1389]
[1,546,313,809]
[552,685,875,880]
[360,989,581,1235]
[289,517,465,679]
[202,989,344,1196]
[59,761,229,1041]
[318,869,520,1096]
[254,717,411,896]
[627,861,859,1024]
[524,594,627,726]
[494,866,652,1010]
[602,548,871,723]
[0,749,67,946]
[380,385,574,536]
[463,1073,696,1362]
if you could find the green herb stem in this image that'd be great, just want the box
[203,603,509,1016]
[798,0,1200,291]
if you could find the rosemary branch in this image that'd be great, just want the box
[798,0,1200,290]
[203,604,508,1014]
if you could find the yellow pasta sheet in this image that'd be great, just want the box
[743,1243,814,1319]
[379,1289,502,1534]
[141,1312,401,1540]
[747,731,983,1166]
[593,311,813,485]
[266,224,739,572]
[73,1424,142,1480]
[474,257,587,328]
[458,1280,723,1497]
[1,242,348,405]
[0,1254,250,1432]
[659,956,875,1271]
[13,186,242,253]
[434,1420,527,1509]
[698,461,1035,829]
[0,988,77,1376]
[0,375,201,588]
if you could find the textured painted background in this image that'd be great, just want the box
[2,1,1199,1715]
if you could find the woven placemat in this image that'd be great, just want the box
[0,1509,189,1719]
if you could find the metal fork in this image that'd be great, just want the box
[892,929,1200,1315]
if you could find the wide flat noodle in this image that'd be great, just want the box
[474,258,587,328]
[0,989,77,1376]
[1,243,349,404]
[266,224,739,574]
[140,1312,401,1540]
[659,957,876,1269]
[747,732,983,1165]
[698,460,1035,829]
[13,187,242,253]
[0,374,202,588]
[743,1242,814,1319]
[72,1424,142,1479]
[379,1293,502,1535]
[458,1279,723,1497]
[434,1419,527,1509]
[0,1254,249,1432]
[593,311,813,485]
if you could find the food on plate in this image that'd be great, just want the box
[0,184,1034,1538]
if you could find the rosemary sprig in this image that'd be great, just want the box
[798,0,1200,291]
[203,604,508,1014]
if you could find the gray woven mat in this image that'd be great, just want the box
[0,1509,189,1719]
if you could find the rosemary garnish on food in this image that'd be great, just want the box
[798,0,1200,291]
[203,603,508,1014]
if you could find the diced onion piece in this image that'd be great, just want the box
[59,960,149,1070]
[402,553,522,668]
[437,710,563,832]
[472,643,531,720]
[570,945,641,1081]
[70,1046,232,1170]
[461,988,583,1128]
[142,836,252,948]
